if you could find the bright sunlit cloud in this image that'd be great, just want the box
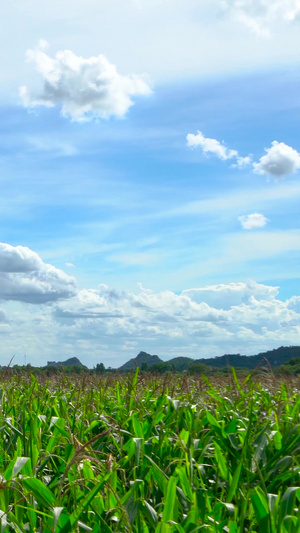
[253,141,300,177]
[19,41,152,122]
[187,132,300,177]
[0,243,76,304]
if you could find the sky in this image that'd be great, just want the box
[1,0,300,368]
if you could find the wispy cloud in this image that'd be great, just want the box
[218,0,300,37]
[20,41,152,122]
[186,130,251,167]
[26,136,77,157]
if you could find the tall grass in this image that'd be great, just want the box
[0,370,299,532]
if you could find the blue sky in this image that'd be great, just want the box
[1,0,300,367]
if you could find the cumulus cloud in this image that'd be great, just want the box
[238,213,269,229]
[19,41,152,122]
[38,279,300,367]
[54,283,227,331]
[187,131,300,178]
[219,0,300,36]
[4,279,300,366]
[0,243,76,303]
[53,280,287,339]
[253,141,300,177]
[182,280,278,310]
[186,130,251,167]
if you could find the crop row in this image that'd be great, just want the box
[0,371,299,532]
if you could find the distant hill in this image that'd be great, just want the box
[119,346,300,371]
[193,346,300,369]
[167,356,194,371]
[119,351,163,371]
[47,357,84,367]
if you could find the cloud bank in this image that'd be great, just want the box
[47,280,300,364]
[0,247,299,366]
[20,41,152,122]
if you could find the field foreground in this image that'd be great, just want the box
[0,371,300,532]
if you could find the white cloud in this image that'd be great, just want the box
[47,280,300,365]
[219,0,300,36]
[187,132,300,178]
[2,0,300,98]
[182,280,278,310]
[2,279,300,366]
[186,130,252,168]
[253,141,300,177]
[238,213,269,229]
[53,280,283,335]
[19,41,152,122]
[0,243,76,303]
[187,130,238,160]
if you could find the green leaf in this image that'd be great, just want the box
[4,456,29,481]
[176,466,193,501]
[143,501,158,527]
[23,478,57,507]
[133,437,143,464]
[132,415,144,438]
[214,441,228,480]
[282,515,299,533]
[232,367,244,397]
[65,472,112,530]
[162,476,177,523]
[121,479,143,506]
[280,487,300,522]
[251,487,270,533]
[227,459,242,503]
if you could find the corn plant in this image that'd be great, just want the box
[0,371,299,532]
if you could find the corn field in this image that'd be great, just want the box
[0,370,300,532]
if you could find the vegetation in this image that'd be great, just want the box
[14,346,300,375]
[117,346,300,372]
[0,370,299,531]
[119,352,163,371]
[280,357,300,376]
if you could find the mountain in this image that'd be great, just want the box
[167,356,194,371]
[119,346,300,371]
[47,357,84,367]
[119,351,163,370]
[193,346,300,369]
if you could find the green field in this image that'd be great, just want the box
[0,370,300,532]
